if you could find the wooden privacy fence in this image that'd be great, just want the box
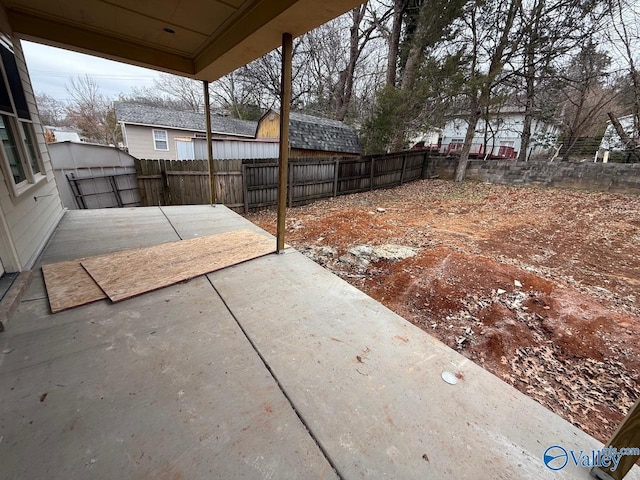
[134,151,431,213]
[135,159,244,210]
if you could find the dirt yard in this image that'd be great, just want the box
[245,179,640,443]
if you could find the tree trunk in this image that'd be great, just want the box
[400,7,428,91]
[335,6,363,121]
[607,112,639,150]
[518,55,536,162]
[518,0,544,162]
[386,0,405,87]
[454,100,481,182]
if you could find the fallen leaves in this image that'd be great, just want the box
[245,179,640,442]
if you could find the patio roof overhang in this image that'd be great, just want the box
[2,0,364,81]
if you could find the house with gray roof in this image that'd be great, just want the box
[256,109,361,157]
[114,102,258,160]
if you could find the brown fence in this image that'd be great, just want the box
[134,159,243,210]
[134,151,431,212]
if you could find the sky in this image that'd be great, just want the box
[21,41,161,104]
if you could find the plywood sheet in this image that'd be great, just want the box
[42,261,107,313]
[82,230,274,303]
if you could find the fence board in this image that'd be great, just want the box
[135,151,431,212]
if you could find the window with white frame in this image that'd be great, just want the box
[153,129,169,151]
[0,37,43,195]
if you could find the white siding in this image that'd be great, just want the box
[441,114,558,158]
[0,9,64,271]
[123,124,202,160]
[600,115,635,151]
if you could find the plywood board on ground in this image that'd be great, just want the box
[42,261,107,313]
[81,230,274,303]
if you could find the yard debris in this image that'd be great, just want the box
[246,179,640,443]
[376,207,386,213]
[2,348,14,354]
[441,371,458,385]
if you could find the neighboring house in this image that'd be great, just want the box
[0,11,64,275]
[48,141,140,209]
[410,130,442,151]
[114,102,257,160]
[600,114,638,151]
[44,126,84,143]
[441,109,558,160]
[256,109,361,157]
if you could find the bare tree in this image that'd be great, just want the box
[209,70,263,120]
[605,0,640,148]
[334,2,392,120]
[385,0,408,87]
[556,42,619,160]
[35,92,66,126]
[153,74,204,112]
[453,0,523,181]
[65,75,120,145]
[515,0,610,161]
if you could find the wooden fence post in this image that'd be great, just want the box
[288,161,294,207]
[134,159,147,206]
[370,157,375,190]
[333,158,340,197]
[161,160,171,206]
[242,164,249,214]
[421,152,429,179]
[400,154,407,185]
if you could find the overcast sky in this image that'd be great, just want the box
[21,41,160,103]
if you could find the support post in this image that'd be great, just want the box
[591,397,640,480]
[203,80,215,204]
[276,32,293,253]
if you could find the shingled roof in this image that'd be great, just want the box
[114,102,257,137]
[289,112,361,154]
[257,110,360,154]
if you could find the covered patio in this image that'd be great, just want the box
[0,0,636,477]
[1,205,635,479]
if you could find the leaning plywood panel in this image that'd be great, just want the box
[42,261,107,313]
[81,230,274,303]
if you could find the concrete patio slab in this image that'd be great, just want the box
[159,205,268,239]
[1,263,335,479]
[212,250,634,479]
[39,208,180,263]
[0,205,637,480]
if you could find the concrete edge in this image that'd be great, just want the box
[0,270,33,332]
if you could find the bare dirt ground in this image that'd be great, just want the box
[245,179,640,443]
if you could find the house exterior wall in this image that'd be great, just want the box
[122,124,204,160]
[441,114,557,159]
[0,7,64,272]
[600,115,636,151]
